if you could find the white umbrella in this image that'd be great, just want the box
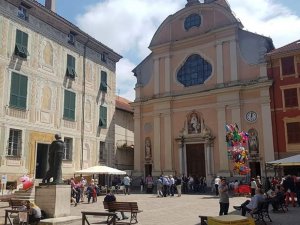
[75,165,126,175]
[266,154,300,166]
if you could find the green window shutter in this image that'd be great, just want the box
[100,71,107,92]
[15,30,28,58]
[99,106,107,128]
[66,55,76,78]
[64,90,75,120]
[10,72,27,109]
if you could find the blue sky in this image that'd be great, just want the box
[37,0,300,101]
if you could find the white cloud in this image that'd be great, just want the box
[76,0,300,101]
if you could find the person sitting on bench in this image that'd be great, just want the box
[104,189,128,220]
[233,188,265,216]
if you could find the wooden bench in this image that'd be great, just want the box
[9,199,24,210]
[103,201,142,224]
[82,211,117,225]
[4,209,29,225]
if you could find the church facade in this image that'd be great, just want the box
[132,0,275,184]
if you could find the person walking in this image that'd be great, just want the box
[175,176,182,197]
[250,178,257,197]
[218,178,229,216]
[123,174,131,195]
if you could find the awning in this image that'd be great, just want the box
[74,165,126,175]
[266,154,300,166]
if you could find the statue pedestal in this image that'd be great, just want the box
[35,184,70,218]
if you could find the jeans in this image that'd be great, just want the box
[219,202,229,215]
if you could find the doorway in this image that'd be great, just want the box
[186,144,206,177]
[249,162,261,178]
[145,164,152,177]
[36,143,50,179]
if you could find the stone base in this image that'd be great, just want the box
[39,216,81,225]
[35,184,71,218]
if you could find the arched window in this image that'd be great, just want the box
[184,14,201,30]
[177,54,212,87]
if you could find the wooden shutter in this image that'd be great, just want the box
[64,90,75,120]
[10,72,27,109]
[67,55,76,78]
[15,30,28,58]
[99,106,107,128]
[100,71,107,92]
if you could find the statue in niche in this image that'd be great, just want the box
[248,129,259,153]
[145,138,151,159]
[188,112,200,134]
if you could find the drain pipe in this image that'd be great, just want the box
[81,38,89,169]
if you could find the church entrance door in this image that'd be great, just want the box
[36,143,50,179]
[186,144,206,177]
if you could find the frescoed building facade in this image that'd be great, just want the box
[132,0,275,183]
[0,0,121,183]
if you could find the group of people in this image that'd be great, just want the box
[217,174,300,217]
[69,174,133,206]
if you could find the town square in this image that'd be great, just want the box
[0,0,300,224]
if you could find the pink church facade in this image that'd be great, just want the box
[132,0,275,184]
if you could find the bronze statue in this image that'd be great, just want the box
[42,134,65,184]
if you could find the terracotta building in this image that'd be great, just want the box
[267,40,300,173]
[132,0,275,183]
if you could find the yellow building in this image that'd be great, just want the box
[132,0,275,183]
[0,0,121,183]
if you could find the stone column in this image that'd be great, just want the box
[230,39,238,81]
[164,113,172,171]
[216,41,224,84]
[217,105,229,175]
[133,106,141,172]
[231,105,241,128]
[154,58,159,96]
[164,56,171,94]
[153,115,161,172]
[260,89,275,162]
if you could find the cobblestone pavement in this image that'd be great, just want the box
[0,192,300,225]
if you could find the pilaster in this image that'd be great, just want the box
[216,42,224,84]
[230,40,238,81]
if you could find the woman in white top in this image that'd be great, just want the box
[250,178,258,197]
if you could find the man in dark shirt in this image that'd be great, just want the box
[104,190,128,220]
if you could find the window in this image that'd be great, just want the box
[7,129,22,157]
[10,72,28,109]
[287,122,300,144]
[63,137,73,160]
[68,32,75,45]
[15,29,29,59]
[66,54,76,78]
[100,71,108,92]
[99,106,107,128]
[177,54,212,87]
[281,56,295,76]
[101,53,107,63]
[284,88,298,108]
[184,13,201,31]
[17,5,28,21]
[63,90,76,121]
[99,141,105,161]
